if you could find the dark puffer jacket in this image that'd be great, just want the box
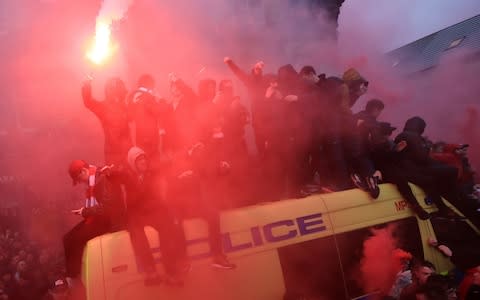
[394,116,433,166]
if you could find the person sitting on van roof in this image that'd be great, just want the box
[63,160,125,280]
[395,117,476,222]
[369,122,430,219]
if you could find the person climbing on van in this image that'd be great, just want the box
[63,159,126,281]
[340,69,381,198]
[369,122,430,219]
[354,98,385,145]
[125,146,182,286]
[395,117,478,222]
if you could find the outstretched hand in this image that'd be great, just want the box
[188,142,205,157]
[168,72,180,83]
[168,72,178,83]
[224,57,232,64]
[254,60,264,70]
[71,207,84,216]
[178,170,194,179]
[284,95,299,102]
[395,140,408,152]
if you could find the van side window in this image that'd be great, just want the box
[278,236,347,299]
[335,217,423,299]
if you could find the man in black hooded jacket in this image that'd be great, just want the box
[370,122,430,219]
[395,116,479,222]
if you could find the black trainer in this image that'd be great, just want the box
[144,272,163,286]
[366,176,380,199]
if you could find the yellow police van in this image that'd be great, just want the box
[81,183,477,300]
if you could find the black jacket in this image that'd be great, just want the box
[395,117,433,167]
[124,170,166,215]
[127,89,169,155]
[82,90,131,165]
[226,60,268,128]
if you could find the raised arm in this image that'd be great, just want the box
[224,57,250,85]
[82,80,104,117]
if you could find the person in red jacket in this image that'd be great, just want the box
[82,77,131,166]
[431,143,477,200]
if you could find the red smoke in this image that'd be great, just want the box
[0,0,479,250]
[359,225,401,296]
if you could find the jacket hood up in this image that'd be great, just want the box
[127,147,146,173]
[403,116,426,135]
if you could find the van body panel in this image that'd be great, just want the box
[111,250,285,300]
[82,184,471,300]
[83,237,107,300]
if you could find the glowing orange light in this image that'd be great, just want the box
[86,21,114,65]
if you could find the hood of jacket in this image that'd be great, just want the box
[127,147,146,173]
[277,64,298,89]
[403,116,426,135]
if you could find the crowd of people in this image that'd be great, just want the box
[60,56,480,298]
[384,231,480,300]
[0,226,68,300]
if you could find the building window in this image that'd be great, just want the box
[446,37,465,50]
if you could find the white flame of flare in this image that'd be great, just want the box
[86,21,114,65]
[86,0,133,64]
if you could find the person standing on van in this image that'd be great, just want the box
[170,97,237,269]
[340,69,381,198]
[82,77,131,166]
[63,160,125,280]
[125,147,182,286]
[223,57,268,157]
[127,74,169,158]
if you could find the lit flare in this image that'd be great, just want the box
[86,21,114,65]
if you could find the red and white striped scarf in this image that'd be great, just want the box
[85,165,99,208]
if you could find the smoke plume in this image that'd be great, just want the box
[97,0,133,23]
[359,224,409,297]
